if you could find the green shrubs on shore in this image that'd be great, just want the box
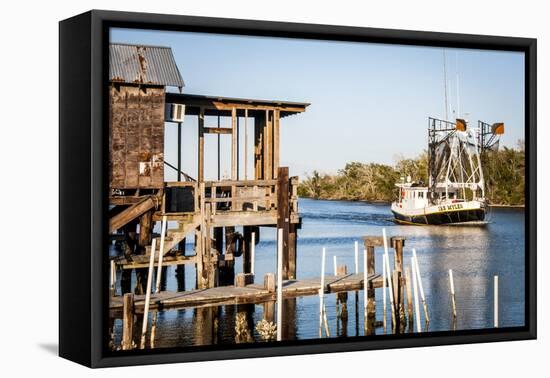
[298,142,525,206]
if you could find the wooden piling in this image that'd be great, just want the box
[155,215,167,294]
[110,259,116,296]
[449,269,457,319]
[363,248,368,332]
[222,226,236,286]
[366,246,375,318]
[382,253,387,331]
[494,275,499,328]
[122,293,134,350]
[319,247,326,338]
[405,265,414,330]
[411,257,421,332]
[264,273,275,293]
[263,301,275,323]
[393,270,402,332]
[336,265,348,321]
[140,238,157,348]
[242,226,253,279]
[277,167,291,279]
[354,241,359,274]
[276,228,283,341]
[382,229,396,329]
[391,237,405,273]
[135,210,153,294]
[412,249,429,323]
[251,231,256,275]
[288,223,298,280]
[236,273,254,287]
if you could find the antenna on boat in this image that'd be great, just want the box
[443,50,449,121]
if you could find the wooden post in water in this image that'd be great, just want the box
[366,246,375,320]
[449,269,457,319]
[337,265,348,325]
[494,275,499,328]
[393,269,402,332]
[382,253,387,331]
[136,210,153,294]
[276,228,283,341]
[391,237,405,273]
[155,215,168,294]
[277,167,291,279]
[412,249,430,323]
[288,223,298,280]
[354,241,359,274]
[263,272,276,326]
[382,229,396,329]
[405,265,414,331]
[333,255,337,276]
[411,257,421,332]
[110,259,116,296]
[242,226,254,284]
[363,248,368,332]
[319,247,326,338]
[392,237,405,324]
[122,293,134,350]
[251,231,256,275]
[140,238,157,349]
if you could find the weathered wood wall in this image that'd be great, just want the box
[109,84,165,189]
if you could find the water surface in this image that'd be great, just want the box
[110,198,525,348]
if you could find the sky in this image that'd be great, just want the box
[110,28,525,180]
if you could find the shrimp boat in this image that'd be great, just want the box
[391,117,504,226]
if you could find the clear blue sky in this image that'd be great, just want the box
[110,28,525,180]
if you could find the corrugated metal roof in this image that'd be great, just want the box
[109,43,184,88]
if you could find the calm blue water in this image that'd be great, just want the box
[111,198,525,349]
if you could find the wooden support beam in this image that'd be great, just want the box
[264,110,273,180]
[122,293,135,350]
[244,109,249,180]
[109,196,157,233]
[204,127,232,135]
[231,107,237,180]
[254,113,265,180]
[273,109,280,178]
[277,167,291,279]
[198,107,205,183]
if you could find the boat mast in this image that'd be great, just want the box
[443,50,449,121]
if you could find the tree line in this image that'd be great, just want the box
[297,142,525,206]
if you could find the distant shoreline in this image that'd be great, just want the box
[298,196,525,208]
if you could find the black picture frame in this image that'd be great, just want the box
[59,9,537,368]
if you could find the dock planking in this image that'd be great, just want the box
[110,273,382,315]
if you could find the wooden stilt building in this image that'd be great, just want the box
[108,43,309,293]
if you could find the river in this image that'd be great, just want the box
[110,198,525,349]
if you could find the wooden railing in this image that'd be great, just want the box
[163,177,299,217]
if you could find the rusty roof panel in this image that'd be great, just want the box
[109,43,184,88]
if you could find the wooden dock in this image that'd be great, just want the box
[110,273,382,315]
